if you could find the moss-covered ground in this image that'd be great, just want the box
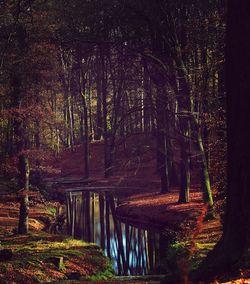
[0,232,113,283]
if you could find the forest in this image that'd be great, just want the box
[0,0,249,283]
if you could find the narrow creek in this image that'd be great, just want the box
[65,190,169,276]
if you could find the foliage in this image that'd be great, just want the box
[0,0,227,205]
[0,0,230,280]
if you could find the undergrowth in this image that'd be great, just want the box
[0,232,113,283]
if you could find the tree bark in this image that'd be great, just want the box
[198,0,250,276]
[156,86,170,193]
[95,53,103,140]
[79,71,90,179]
[18,155,29,234]
[100,46,112,178]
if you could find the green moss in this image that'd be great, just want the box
[47,207,57,217]
[0,232,113,283]
[84,262,114,281]
[162,240,218,275]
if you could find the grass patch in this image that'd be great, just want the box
[0,232,113,283]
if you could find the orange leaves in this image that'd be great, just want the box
[0,105,51,122]
[188,203,209,257]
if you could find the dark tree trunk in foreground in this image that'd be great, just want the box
[198,1,250,276]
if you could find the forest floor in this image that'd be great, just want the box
[0,185,113,283]
[0,134,249,283]
[0,231,112,283]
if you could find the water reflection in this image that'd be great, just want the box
[66,191,163,275]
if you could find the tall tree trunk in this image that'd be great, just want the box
[100,47,111,178]
[156,86,170,193]
[198,1,250,276]
[142,61,154,135]
[95,54,103,140]
[197,128,213,209]
[176,68,191,203]
[87,72,93,141]
[11,66,30,235]
[82,94,89,179]
[178,122,191,203]
[149,23,171,193]
[18,155,29,234]
[67,94,74,150]
[79,70,90,179]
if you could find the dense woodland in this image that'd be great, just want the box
[0,0,249,283]
[0,0,226,201]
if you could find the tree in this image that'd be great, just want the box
[198,0,250,276]
[0,0,59,233]
[0,0,225,218]
[18,155,30,234]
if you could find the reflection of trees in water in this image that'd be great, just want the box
[66,191,163,275]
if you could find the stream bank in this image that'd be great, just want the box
[0,175,223,283]
[64,186,224,283]
[0,183,113,283]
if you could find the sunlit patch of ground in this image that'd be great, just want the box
[0,199,112,283]
[116,190,205,230]
[0,201,57,237]
[0,232,113,283]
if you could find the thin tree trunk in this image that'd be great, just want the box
[100,47,111,178]
[178,121,191,203]
[18,155,29,234]
[197,128,213,209]
[156,86,170,193]
[96,54,103,140]
[80,76,90,179]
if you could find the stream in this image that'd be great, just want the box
[65,190,169,276]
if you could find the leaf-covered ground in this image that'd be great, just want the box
[0,136,249,283]
[0,232,113,283]
[54,139,250,283]
[0,184,113,283]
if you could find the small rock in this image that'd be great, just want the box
[0,249,13,261]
